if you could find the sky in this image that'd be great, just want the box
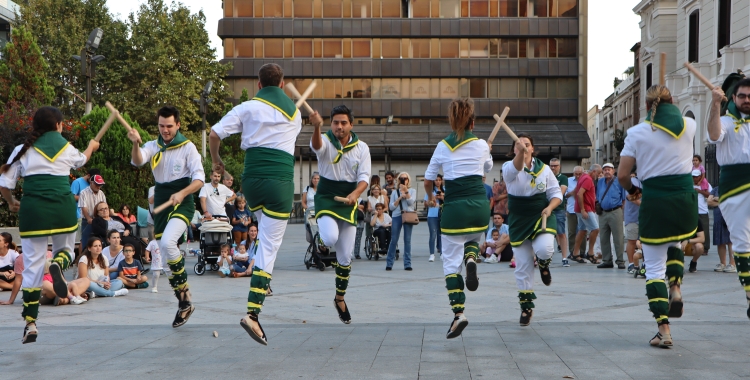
[106,0,642,111]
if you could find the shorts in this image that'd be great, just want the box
[625,223,639,241]
[553,209,566,234]
[576,212,599,232]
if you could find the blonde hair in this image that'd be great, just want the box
[397,171,412,187]
[646,85,672,130]
[448,98,475,141]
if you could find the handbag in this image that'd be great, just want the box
[397,189,420,225]
[595,179,615,215]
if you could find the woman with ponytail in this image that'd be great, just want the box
[617,85,697,348]
[424,98,492,339]
[0,106,100,343]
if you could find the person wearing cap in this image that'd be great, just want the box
[617,84,697,348]
[595,163,627,269]
[128,105,205,329]
[691,169,712,273]
[71,168,99,245]
[78,173,107,250]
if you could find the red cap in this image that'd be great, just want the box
[92,174,105,185]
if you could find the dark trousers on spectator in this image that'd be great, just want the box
[567,212,586,257]
[599,208,625,265]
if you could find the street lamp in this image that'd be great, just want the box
[194,81,213,158]
[72,28,105,115]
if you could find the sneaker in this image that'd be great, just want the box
[69,295,86,305]
[429,254,435,262]
[84,290,95,299]
[114,289,129,297]
[562,259,570,267]
[689,261,697,273]
[152,288,158,293]
[715,263,726,272]
[22,322,38,344]
[627,263,635,274]
[724,264,737,273]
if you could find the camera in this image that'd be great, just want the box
[399,177,406,185]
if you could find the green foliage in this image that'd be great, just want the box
[613,77,623,89]
[613,128,625,153]
[624,66,635,76]
[0,26,54,106]
[239,88,249,103]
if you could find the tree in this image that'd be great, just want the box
[239,88,249,103]
[613,77,622,89]
[0,26,54,106]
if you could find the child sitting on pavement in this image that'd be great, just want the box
[483,229,501,262]
[217,244,232,278]
[231,241,253,276]
[117,243,149,289]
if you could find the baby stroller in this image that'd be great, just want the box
[364,226,391,260]
[304,209,337,271]
[194,218,233,275]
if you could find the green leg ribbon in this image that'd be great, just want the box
[334,262,351,296]
[537,257,552,269]
[666,246,685,287]
[51,250,73,271]
[21,288,41,323]
[445,274,465,314]
[518,290,537,310]
[464,242,479,263]
[248,266,271,314]
[166,256,189,299]
[646,279,669,325]
[735,252,750,292]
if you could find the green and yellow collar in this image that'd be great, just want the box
[726,101,750,132]
[441,131,478,152]
[252,86,299,121]
[645,103,686,139]
[151,131,189,169]
[33,132,69,162]
[325,130,359,164]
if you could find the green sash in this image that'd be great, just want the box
[725,101,750,132]
[314,177,358,225]
[645,103,686,139]
[19,175,78,237]
[242,147,295,181]
[32,132,69,162]
[507,193,557,246]
[150,131,190,170]
[252,86,298,121]
[440,175,489,235]
[324,130,360,164]
[639,174,697,245]
[718,163,750,202]
[154,177,195,238]
[441,131,478,152]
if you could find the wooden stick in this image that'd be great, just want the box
[296,81,317,109]
[286,82,315,114]
[488,107,511,145]
[659,52,667,86]
[93,111,118,142]
[334,196,349,203]
[493,113,519,142]
[541,214,547,231]
[153,201,173,215]
[104,101,135,132]
[683,62,727,101]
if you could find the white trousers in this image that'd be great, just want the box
[252,210,289,274]
[720,194,750,252]
[21,232,76,290]
[158,218,187,277]
[642,242,679,281]
[441,233,483,276]
[513,234,555,290]
[318,216,356,267]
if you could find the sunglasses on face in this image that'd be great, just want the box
[736,93,750,100]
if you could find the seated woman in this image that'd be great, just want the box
[41,257,90,305]
[115,204,137,224]
[102,230,126,280]
[369,203,392,254]
[77,237,128,297]
[92,201,133,241]
[232,225,258,277]
[0,232,20,291]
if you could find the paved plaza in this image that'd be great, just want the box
[1,224,749,379]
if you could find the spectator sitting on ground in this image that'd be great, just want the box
[0,254,23,305]
[232,225,258,277]
[683,219,706,273]
[77,237,127,298]
[41,256,90,305]
[118,244,148,289]
[231,196,253,244]
[92,202,133,241]
[102,230,125,279]
[0,232,20,291]
[115,204,137,224]
[481,213,512,263]
[217,244,233,278]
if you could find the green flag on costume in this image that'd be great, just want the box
[441,131,478,151]
[252,86,299,121]
[523,157,547,189]
[33,132,69,162]
[725,101,750,132]
[151,131,190,170]
[324,130,360,164]
[645,103,686,139]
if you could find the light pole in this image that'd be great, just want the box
[194,81,213,158]
[72,28,105,115]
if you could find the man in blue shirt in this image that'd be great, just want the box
[70,168,98,246]
[596,163,627,269]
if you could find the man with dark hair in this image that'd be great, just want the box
[310,105,371,325]
[384,170,396,198]
[210,62,318,345]
[128,105,205,328]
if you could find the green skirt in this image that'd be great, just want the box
[154,178,195,239]
[507,193,557,247]
[19,175,78,238]
[315,177,358,225]
[440,175,489,235]
[719,163,750,202]
[639,174,697,245]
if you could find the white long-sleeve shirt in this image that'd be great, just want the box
[311,134,371,184]
[0,144,86,189]
[502,160,562,203]
[212,99,302,156]
[424,139,492,181]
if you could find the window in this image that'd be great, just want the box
[410,39,430,58]
[548,38,557,57]
[236,0,253,16]
[558,0,576,16]
[353,79,372,98]
[295,0,314,17]
[499,78,518,98]
[440,39,459,58]
[646,63,652,89]
[469,79,487,98]
[381,39,400,58]
[352,0,370,17]
[323,0,343,17]
[528,38,547,57]
[352,39,371,57]
[440,78,459,98]
[518,38,527,58]
[529,0,547,17]
[412,0,431,17]
[470,0,489,16]
[528,78,547,98]
[264,0,283,17]
[236,39,254,57]
[224,38,235,58]
[323,40,342,58]
[557,39,576,57]
[294,39,313,57]
[381,78,401,98]
[440,0,460,17]
[688,10,699,62]
[264,39,284,58]
[469,39,489,58]
[381,0,401,17]
[717,0,731,57]
[224,0,234,17]
[499,0,518,16]
[411,79,431,98]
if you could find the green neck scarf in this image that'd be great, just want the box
[645,103,686,139]
[252,86,299,121]
[324,130,359,164]
[441,131,478,152]
[33,132,69,162]
[726,101,750,132]
[524,157,547,189]
[151,131,189,170]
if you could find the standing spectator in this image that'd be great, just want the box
[147,186,155,241]
[492,177,508,221]
[386,171,417,271]
[480,214,512,263]
[549,158,569,266]
[301,172,320,215]
[625,175,642,274]
[596,163,627,269]
[0,232,20,291]
[424,174,444,262]
[231,196,253,245]
[383,171,396,198]
[71,168,99,246]
[115,204,137,224]
[118,244,148,289]
[692,169,712,269]
[77,237,128,298]
[572,164,601,263]
[368,175,381,196]
[566,166,586,259]
[483,175,493,202]
[199,171,236,219]
[223,173,238,223]
[223,172,238,196]
[0,254,23,305]
[708,187,736,272]
[78,174,107,250]
[693,154,706,174]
